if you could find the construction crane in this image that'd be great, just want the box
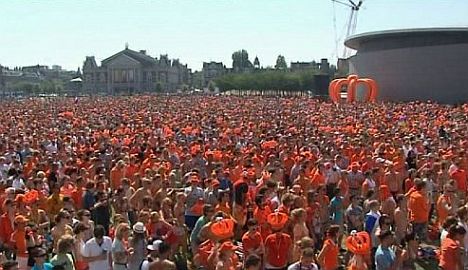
[332,0,364,58]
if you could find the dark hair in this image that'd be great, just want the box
[94,225,105,238]
[247,219,258,227]
[2,260,19,270]
[52,265,66,270]
[441,215,457,230]
[203,204,214,216]
[55,210,70,223]
[378,230,394,241]
[457,206,468,220]
[378,214,391,228]
[158,241,171,255]
[395,194,405,205]
[244,254,261,268]
[77,209,91,220]
[73,222,89,235]
[448,224,467,237]
[403,232,417,246]
[326,225,340,238]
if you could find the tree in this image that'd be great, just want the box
[232,49,253,72]
[155,82,163,93]
[207,81,216,92]
[214,69,320,93]
[275,55,287,70]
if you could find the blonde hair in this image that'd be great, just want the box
[115,223,130,240]
[57,235,75,254]
[291,208,306,223]
[150,211,161,222]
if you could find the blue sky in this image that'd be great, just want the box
[1,0,467,71]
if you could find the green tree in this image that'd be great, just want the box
[275,55,287,70]
[207,81,216,92]
[155,81,163,93]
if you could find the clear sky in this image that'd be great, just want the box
[1,0,467,71]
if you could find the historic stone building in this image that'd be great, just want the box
[202,61,226,87]
[82,47,191,94]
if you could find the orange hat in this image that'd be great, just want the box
[346,231,371,255]
[219,241,237,252]
[210,218,235,240]
[14,215,29,224]
[267,212,289,231]
[24,190,39,204]
[15,194,25,203]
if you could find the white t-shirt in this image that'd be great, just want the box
[83,236,113,270]
[287,262,319,270]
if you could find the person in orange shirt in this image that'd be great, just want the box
[439,224,466,270]
[0,199,15,249]
[264,212,292,270]
[242,219,264,258]
[310,163,325,191]
[451,166,467,199]
[408,180,429,241]
[10,215,29,270]
[253,196,272,241]
[71,176,85,209]
[317,225,340,270]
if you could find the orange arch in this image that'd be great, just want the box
[329,79,340,102]
[333,79,349,102]
[329,75,378,103]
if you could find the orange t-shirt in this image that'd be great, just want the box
[451,169,467,192]
[321,239,339,270]
[242,231,263,255]
[439,237,460,270]
[11,229,27,256]
[71,187,84,209]
[310,171,325,190]
[408,191,429,223]
[0,214,14,244]
[265,233,292,267]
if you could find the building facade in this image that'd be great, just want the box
[82,47,191,94]
[202,61,226,87]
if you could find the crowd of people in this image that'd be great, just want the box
[0,95,467,270]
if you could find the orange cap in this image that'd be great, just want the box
[14,215,29,224]
[267,212,289,231]
[210,218,235,240]
[219,241,237,252]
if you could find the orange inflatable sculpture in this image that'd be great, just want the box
[346,231,371,270]
[329,75,378,103]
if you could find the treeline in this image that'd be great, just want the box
[8,80,65,94]
[214,70,321,92]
